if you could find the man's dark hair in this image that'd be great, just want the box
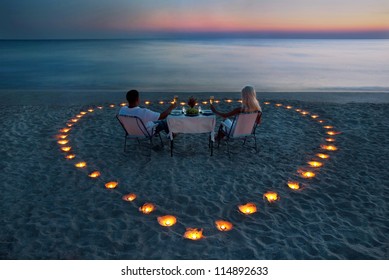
[126,89,139,104]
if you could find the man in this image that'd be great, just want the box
[118,89,177,134]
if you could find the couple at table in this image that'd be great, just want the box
[118,86,262,138]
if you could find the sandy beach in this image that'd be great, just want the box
[0,92,388,259]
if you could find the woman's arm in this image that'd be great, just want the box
[210,104,241,119]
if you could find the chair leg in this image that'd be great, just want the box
[242,137,247,146]
[158,133,164,147]
[226,140,231,158]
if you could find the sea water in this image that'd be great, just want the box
[0,39,389,92]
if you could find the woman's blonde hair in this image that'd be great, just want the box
[241,86,261,112]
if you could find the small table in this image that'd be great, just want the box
[167,114,216,156]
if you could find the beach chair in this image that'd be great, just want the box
[217,111,261,156]
[117,115,163,152]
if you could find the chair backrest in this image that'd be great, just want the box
[229,111,260,138]
[117,115,150,137]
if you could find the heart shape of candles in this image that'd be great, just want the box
[56,100,340,240]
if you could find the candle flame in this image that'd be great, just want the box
[75,161,87,168]
[184,228,204,240]
[323,125,333,129]
[97,106,103,109]
[122,193,137,202]
[157,215,177,227]
[225,99,233,103]
[105,181,118,189]
[311,115,319,119]
[159,101,164,104]
[88,171,101,178]
[145,101,150,105]
[76,114,82,118]
[263,192,279,203]
[215,220,233,231]
[263,102,270,105]
[325,138,336,142]
[66,123,73,127]
[275,103,282,107]
[57,140,69,145]
[238,202,257,214]
[287,181,300,190]
[61,146,71,152]
[88,109,94,112]
[301,111,309,115]
[60,128,71,133]
[307,161,323,168]
[65,154,76,159]
[120,103,127,106]
[202,101,208,104]
[298,170,316,178]
[109,104,115,108]
[321,144,338,151]
[316,153,330,159]
[286,105,293,109]
[318,120,325,123]
[326,131,341,136]
[80,112,87,115]
[139,203,155,214]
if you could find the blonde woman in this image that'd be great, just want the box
[210,85,262,140]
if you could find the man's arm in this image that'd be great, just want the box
[158,103,178,120]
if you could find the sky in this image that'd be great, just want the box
[1,0,389,39]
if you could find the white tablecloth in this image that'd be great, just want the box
[167,114,216,141]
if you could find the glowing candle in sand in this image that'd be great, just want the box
[61,146,71,152]
[88,109,94,113]
[226,99,233,103]
[180,102,186,106]
[57,140,69,145]
[287,181,300,190]
[105,181,118,189]
[60,128,71,133]
[139,203,155,214]
[215,220,233,231]
[159,101,164,104]
[237,99,242,103]
[298,170,316,178]
[184,228,203,240]
[264,192,279,203]
[202,101,208,105]
[295,109,302,112]
[80,111,87,115]
[263,102,270,105]
[326,131,341,136]
[157,215,177,227]
[318,120,325,123]
[307,161,323,168]
[275,103,282,107]
[321,144,338,151]
[120,102,127,107]
[286,105,293,109]
[122,193,137,202]
[238,203,257,215]
[65,154,76,159]
[311,115,319,119]
[301,111,309,115]
[145,101,150,105]
[323,125,333,129]
[97,106,103,109]
[109,104,115,108]
[75,161,87,168]
[316,153,330,159]
[215,100,220,104]
[66,123,73,127]
[88,171,101,178]
[76,114,82,118]
[325,138,336,142]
